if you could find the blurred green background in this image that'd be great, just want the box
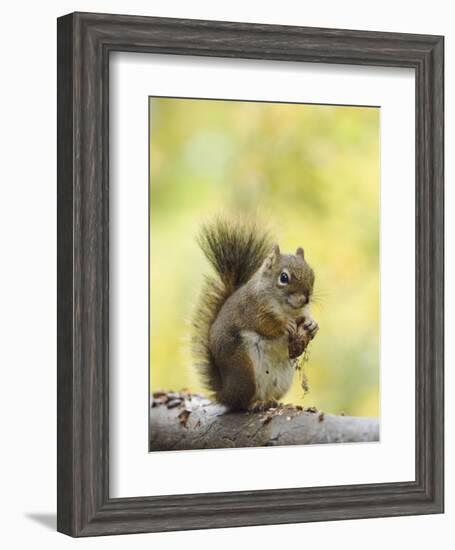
[150,97,379,417]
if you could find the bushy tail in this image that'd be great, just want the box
[192,218,272,394]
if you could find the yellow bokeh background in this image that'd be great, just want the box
[150,97,379,417]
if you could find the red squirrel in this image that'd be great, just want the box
[192,219,319,411]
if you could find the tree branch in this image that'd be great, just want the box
[149,392,379,451]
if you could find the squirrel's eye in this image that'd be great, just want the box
[278,271,290,286]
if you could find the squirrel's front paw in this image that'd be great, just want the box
[285,319,298,337]
[301,317,319,340]
[288,317,319,359]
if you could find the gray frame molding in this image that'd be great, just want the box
[57,12,444,536]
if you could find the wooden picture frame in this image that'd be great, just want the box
[57,12,444,536]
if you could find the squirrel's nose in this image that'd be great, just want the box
[290,293,307,308]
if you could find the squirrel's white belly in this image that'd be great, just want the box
[241,331,295,402]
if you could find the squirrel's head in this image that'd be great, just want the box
[258,244,315,317]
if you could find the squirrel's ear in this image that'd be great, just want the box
[296,247,305,259]
[263,244,280,270]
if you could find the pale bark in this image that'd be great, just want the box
[149,392,379,451]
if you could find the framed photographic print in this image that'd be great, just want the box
[57,12,444,536]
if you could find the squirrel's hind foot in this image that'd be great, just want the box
[248,399,280,413]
